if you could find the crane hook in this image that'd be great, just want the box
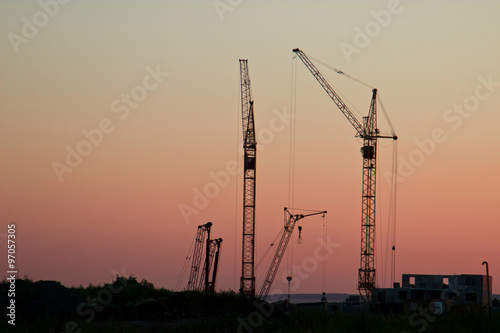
[298,226,303,244]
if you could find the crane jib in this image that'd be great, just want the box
[292,48,398,302]
[293,49,365,137]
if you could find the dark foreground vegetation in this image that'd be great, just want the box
[1,277,499,332]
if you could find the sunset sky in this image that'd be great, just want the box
[1,0,499,295]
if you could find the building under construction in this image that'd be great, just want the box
[371,273,493,314]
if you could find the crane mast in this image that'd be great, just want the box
[293,49,396,302]
[359,91,377,300]
[258,208,326,300]
[240,59,257,297]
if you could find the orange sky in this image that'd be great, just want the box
[1,1,499,295]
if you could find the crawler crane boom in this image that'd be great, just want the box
[187,222,212,290]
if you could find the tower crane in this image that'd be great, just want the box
[258,208,327,301]
[240,59,257,297]
[293,48,397,302]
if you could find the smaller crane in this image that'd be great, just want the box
[185,222,222,292]
[208,238,223,291]
[198,238,223,291]
[187,222,212,291]
[259,208,327,300]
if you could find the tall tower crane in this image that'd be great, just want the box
[259,208,327,300]
[293,49,397,302]
[239,59,257,297]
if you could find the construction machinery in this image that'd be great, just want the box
[187,222,212,290]
[208,238,223,291]
[258,208,327,300]
[239,59,257,297]
[293,48,397,302]
[185,222,222,292]
[198,238,223,291]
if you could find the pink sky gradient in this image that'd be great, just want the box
[1,1,499,295]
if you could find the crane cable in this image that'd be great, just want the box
[233,67,241,291]
[305,53,374,89]
[256,226,285,272]
[175,232,197,291]
[289,57,297,214]
[305,51,398,140]
[298,50,399,289]
[322,70,366,121]
[287,55,298,279]
[376,152,385,287]
[391,140,398,286]
[384,168,391,288]
[322,212,328,294]
[298,52,368,128]
[380,94,398,287]
[378,95,397,139]
[381,139,399,288]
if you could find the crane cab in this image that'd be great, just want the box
[361,146,375,159]
[245,155,256,170]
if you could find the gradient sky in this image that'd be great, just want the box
[1,0,499,295]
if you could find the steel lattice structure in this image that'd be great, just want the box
[259,208,326,300]
[186,222,212,291]
[207,238,222,292]
[240,59,257,297]
[198,239,217,291]
[358,92,378,301]
[293,49,396,302]
[186,222,222,292]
